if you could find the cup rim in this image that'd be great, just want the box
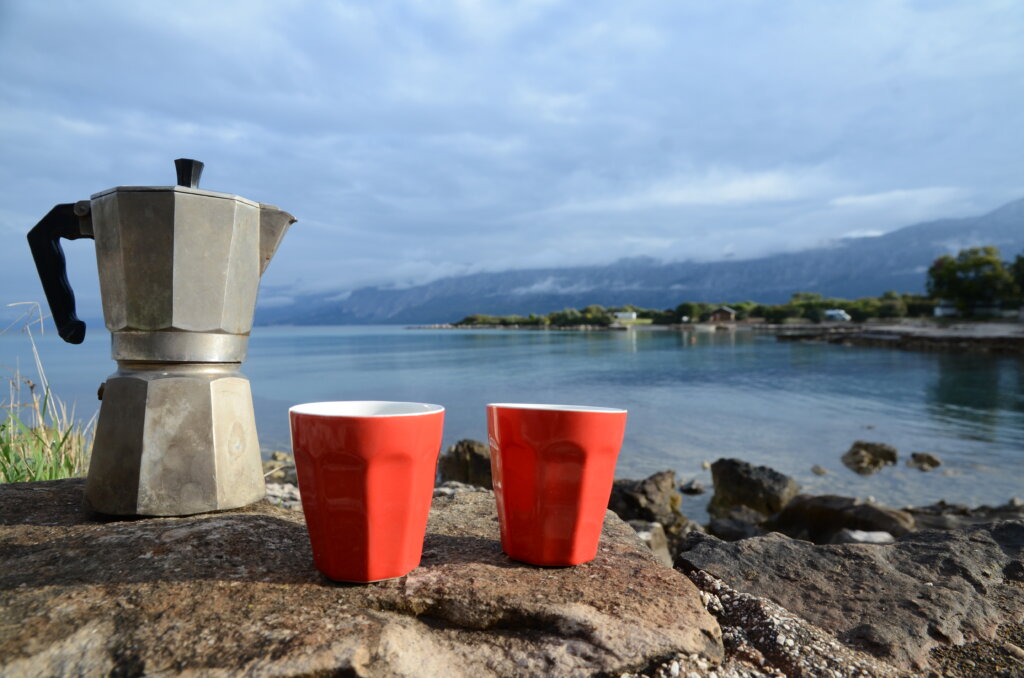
[289,401,445,418]
[486,402,627,414]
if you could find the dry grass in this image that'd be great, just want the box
[0,303,94,483]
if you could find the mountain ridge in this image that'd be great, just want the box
[256,198,1024,325]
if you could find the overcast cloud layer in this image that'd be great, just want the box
[2,0,1023,320]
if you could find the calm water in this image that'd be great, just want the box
[3,325,1022,521]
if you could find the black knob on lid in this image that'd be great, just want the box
[174,158,204,188]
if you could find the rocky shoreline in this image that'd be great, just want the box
[427,440,1024,677]
[773,321,1024,355]
[0,445,1019,676]
[252,442,1024,676]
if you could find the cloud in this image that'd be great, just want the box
[829,187,968,210]
[554,167,836,213]
[1,0,1023,317]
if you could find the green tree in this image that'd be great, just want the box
[1010,253,1024,303]
[926,246,1014,315]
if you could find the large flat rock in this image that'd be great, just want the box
[678,523,1024,672]
[0,479,721,677]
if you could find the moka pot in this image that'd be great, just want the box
[27,159,296,516]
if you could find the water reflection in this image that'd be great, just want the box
[926,354,1002,440]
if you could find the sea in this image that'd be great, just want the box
[2,323,1021,522]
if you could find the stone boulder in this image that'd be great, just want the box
[907,452,942,471]
[627,520,673,568]
[676,522,1024,672]
[0,479,721,677]
[437,438,492,488]
[841,440,898,475]
[707,458,799,519]
[608,470,686,532]
[766,494,915,544]
[907,498,1024,530]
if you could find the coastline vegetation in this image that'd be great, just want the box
[454,291,941,328]
[1,306,94,483]
[455,245,1024,328]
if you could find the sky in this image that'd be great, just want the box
[2,0,1024,321]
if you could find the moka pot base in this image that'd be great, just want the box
[84,361,265,517]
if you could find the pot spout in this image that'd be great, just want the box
[258,204,297,276]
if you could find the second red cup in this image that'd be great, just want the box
[487,403,627,566]
[289,401,444,582]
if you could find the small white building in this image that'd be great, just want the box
[614,311,638,321]
[824,309,852,322]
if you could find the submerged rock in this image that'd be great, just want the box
[437,438,492,488]
[907,451,942,471]
[707,458,799,519]
[680,478,706,495]
[0,479,722,677]
[841,440,898,475]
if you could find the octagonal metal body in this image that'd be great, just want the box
[85,363,265,516]
[90,186,261,363]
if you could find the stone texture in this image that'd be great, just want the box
[437,438,492,488]
[684,569,905,677]
[0,479,722,677]
[907,498,1024,531]
[676,522,1024,671]
[609,470,687,533]
[707,458,799,519]
[841,440,898,475]
[767,493,915,544]
[627,520,673,568]
[908,451,942,471]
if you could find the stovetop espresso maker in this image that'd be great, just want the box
[28,159,296,516]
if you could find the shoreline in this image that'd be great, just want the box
[413,320,1024,354]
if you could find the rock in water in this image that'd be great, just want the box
[608,470,689,536]
[767,494,915,544]
[677,522,1024,671]
[707,458,799,519]
[0,479,722,677]
[841,440,898,475]
[680,478,705,495]
[437,438,492,488]
[907,452,942,471]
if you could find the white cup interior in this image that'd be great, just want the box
[289,401,445,417]
[487,403,627,414]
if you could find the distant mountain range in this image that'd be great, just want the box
[256,198,1024,325]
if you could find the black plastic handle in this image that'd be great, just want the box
[26,203,94,344]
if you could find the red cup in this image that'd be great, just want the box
[289,401,445,582]
[487,403,627,566]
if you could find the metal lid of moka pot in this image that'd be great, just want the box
[91,159,260,206]
[88,159,273,364]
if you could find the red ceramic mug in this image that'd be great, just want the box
[487,403,628,566]
[289,401,445,582]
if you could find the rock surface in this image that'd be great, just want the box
[0,479,721,677]
[907,498,1024,531]
[677,522,1024,671]
[841,440,898,475]
[609,470,687,533]
[707,458,799,519]
[767,493,916,544]
[908,451,942,471]
[437,438,493,488]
